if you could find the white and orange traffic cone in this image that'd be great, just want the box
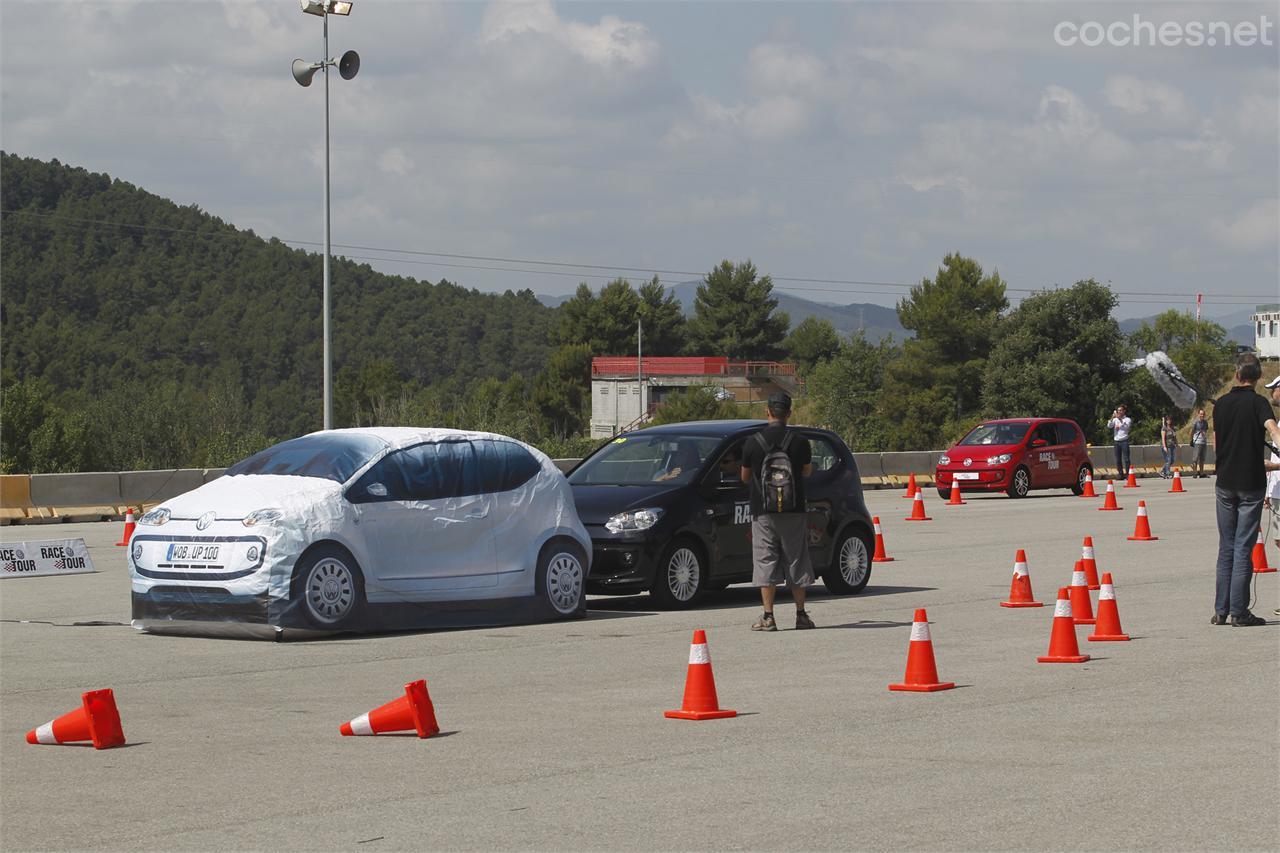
[115,508,137,547]
[1098,480,1122,511]
[25,689,125,749]
[889,609,955,692]
[904,490,932,522]
[1001,549,1043,608]
[1252,529,1275,574]
[340,680,440,738]
[1168,470,1185,493]
[1088,573,1130,641]
[1080,536,1101,590]
[1069,559,1096,625]
[946,481,966,506]
[1127,500,1158,541]
[665,630,736,720]
[1124,470,1140,488]
[871,517,895,563]
[1038,588,1090,663]
[901,472,919,499]
[1080,472,1097,498]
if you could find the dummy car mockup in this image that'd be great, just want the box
[129,428,591,634]
[934,418,1093,499]
[568,420,875,608]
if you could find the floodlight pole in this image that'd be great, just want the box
[322,10,332,430]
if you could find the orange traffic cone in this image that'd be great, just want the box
[901,472,919,499]
[904,490,931,522]
[1124,470,1139,488]
[871,516,895,563]
[340,679,440,738]
[1168,470,1185,493]
[25,689,125,749]
[1252,529,1275,574]
[946,481,966,505]
[665,630,736,720]
[1069,559,1096,625]
[1080,472,1097,498]
[1038,588,1090,663]
[1098,480,1122,511]
[889,609,956,691]
[1088,572,1130,641]
[115,508,137,547]
[1080,536,1100,590]
[1001,549,1043,607]
[1127,500,1158,541]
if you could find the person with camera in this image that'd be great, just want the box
[1210,355,1280,627]
[1107,404,1132,479]
[741,391,813,631]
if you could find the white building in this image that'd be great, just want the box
[1254,303,1280,359]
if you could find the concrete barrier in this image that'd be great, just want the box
[120,470,206,505]
[852,453,884,479]
[880,452,933,477]
[30,472,121,508]
[204,468,226,483]
[1,475,32,510]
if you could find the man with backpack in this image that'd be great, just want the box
[741,391,814,631]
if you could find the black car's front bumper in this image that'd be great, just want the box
[583,527,668,594]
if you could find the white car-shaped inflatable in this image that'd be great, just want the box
[130,428,591,635]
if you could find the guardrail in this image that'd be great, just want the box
[2,445,1214,525]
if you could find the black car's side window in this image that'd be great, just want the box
[807,436,841,475]
[707,440,747,488]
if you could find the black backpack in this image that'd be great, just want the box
[755,431,797,513]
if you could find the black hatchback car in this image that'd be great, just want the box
[568,420,875,608]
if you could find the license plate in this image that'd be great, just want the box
[953,472,979,480]
[165,543,221,562]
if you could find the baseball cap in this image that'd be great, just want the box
[1264,376,1280,389]
[767,391,792,412]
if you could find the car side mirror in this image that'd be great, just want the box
[366,482,388,497]
[1031,439,1048,448]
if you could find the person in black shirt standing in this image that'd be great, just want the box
[1210,353,1280,627]
[741,391,813,631]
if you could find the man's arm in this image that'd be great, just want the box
[740,466,751,485]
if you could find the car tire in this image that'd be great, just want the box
[649,537,706,609]
[1006,466,1031,499]
[535,539,587,618]
[937,487,950,500]
[1070,465,1092,496]
[823,528,873,594]
[293,544,365,630]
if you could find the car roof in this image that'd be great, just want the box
[302,427,531,452]
[625,419,841,439]
[977,418,1074,425]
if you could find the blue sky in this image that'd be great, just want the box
[2,1,1276,320]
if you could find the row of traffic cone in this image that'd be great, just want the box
[27,680,443,749]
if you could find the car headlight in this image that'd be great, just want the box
[242,508,283,528]
[605,508,664,534]
[138,508,170,526]
[987,453,1012,465]
[938,454,951,465]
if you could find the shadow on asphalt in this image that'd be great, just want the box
[821,619,913,630]
[586,584,935,615]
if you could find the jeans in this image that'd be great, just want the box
[1214,487,1264,617]
[1161,446,1176,477]
[1113,440,1130,478]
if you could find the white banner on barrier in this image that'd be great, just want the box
[0,539,96,578]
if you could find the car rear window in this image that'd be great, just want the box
[226,433,388,483]
[958,423,1030,446]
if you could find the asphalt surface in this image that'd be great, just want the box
[2,480,1278,851]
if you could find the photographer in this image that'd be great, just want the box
[1210,354,1280,627]
[1106,405,1132,479]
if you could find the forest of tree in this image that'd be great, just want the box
[0,153,1243,473]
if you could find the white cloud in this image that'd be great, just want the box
[1104,75,1193,123]
[479,0,659,68]
[1212,199,1279,251]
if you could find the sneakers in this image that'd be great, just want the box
[1229,612,1267,627]
[795,610,816,630]
[751,612,777,632]
[1210,613,1228,625]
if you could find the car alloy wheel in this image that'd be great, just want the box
[1073,465,1091,495]
[1009,467,1031,498]
[544,550,585,615]
[666,546,701,602]
[304,556,358,626]
[824,529,872,594]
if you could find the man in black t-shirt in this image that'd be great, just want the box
[740,391,813,631]
[1210,353,1280,627]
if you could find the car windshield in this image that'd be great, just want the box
[569,434,723,486]
[958,423,1030,446]
[225,433,390,483]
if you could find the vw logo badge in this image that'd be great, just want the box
[196,511,215,530]
[963,458,973,467]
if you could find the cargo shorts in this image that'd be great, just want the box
[751,513,814,588]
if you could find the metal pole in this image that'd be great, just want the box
[322,11,333,430]
[637,318,643,420]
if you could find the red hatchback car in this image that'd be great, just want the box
[934,418,1093,499]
